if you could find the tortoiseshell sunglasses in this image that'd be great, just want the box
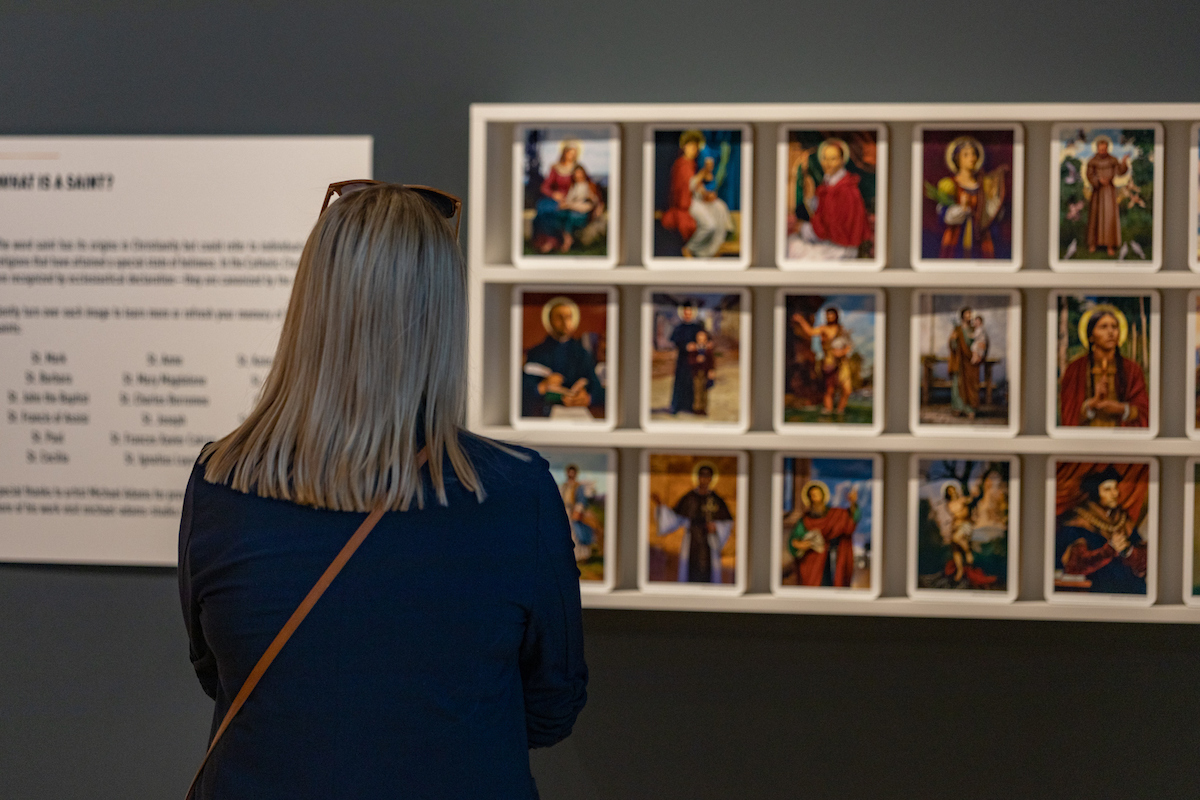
[321,180,462,237]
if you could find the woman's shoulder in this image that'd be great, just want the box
[459,432,550,487]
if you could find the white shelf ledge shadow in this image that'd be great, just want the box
[476,427,1200,457]
[583,592,1200,623]
[477,266,1200,288]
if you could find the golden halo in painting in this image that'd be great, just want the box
[818,137,851,165]
[540,296,581,334]
[690,459,721,489]
[800,480,830,506]
[944,135,986,174]
[1077,303,1129,349]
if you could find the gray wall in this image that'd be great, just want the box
[2,2,1199,798]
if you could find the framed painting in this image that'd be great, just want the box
[512,124,620,269]
[771,452,883,599]
[910,124,1024,272]
[638,450,748,595]
[1188,290,1200,440]
[776,124,887,270]
[538,446,617,593]
[511,286,618,430]
[910,290,1021,437]
[907,455,1020,603]
[1184,458,1200,607]
[1049,123,1163,272]
[1046,291,1159,439]
[1045,457,1157,606]
[641,288,751,433]
[643,124,752,269]
[774,289,885,435]
[1191,123,1200,272]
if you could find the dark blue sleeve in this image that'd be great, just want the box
[178,462,219,700]
[519,464,588,748]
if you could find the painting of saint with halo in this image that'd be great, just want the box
[1052,125,1160,267]
[781,127,884,267]
[514,288,613,428]
[1051,293,1155,435]
[647,126,749,266]
[776,456,877,594]
[914,126,1019,268]
[643,452,743,590]
[513,124,618,267]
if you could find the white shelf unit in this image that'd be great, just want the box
[468,103,1200,623]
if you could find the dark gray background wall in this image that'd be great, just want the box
[2,2,1199,798]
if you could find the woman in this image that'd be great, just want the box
[179,183,587,799]
[934,137,1005,259]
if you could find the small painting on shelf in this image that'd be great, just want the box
[511,286,617,430]
[511,124,620,269]
[641,289,750,433]
[771,453,882,599]
[1045,457,1157,605]
[910,124,1023,271]
[538,446,617,593]
[1050,123,1163,272]
[776,125,887,270]
[1046,291,1158,439]
[910,290,1021,437]
[774,289,884,435]
[639,450,747,595]
[907,455,1019,603]
[643,125,752,269]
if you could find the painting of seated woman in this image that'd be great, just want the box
[512,124,619,268]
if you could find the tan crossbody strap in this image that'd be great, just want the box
[185,448,428,799]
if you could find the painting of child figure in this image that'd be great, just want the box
[911,291,1020,436]
[778,126,886,269]
[513,124,619,268]
[912,125,1023,270]
[772,454,881,598]
[642,290,749,432]
[1051,124,1162,271]
[644,125,751,269]
[909,457,1018,602]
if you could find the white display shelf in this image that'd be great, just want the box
[478,265,1200,289]
[470,102,1200,124]
[581,591,1200,624]
[469,103,1200,624]
[477,427,1200,457]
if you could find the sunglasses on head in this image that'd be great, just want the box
[321,180,462,237]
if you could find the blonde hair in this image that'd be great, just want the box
[202,184,483,511]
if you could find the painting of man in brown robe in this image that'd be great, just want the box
[1086,137,1131,256]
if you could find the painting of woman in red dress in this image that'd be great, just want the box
[1055,298,1152,430]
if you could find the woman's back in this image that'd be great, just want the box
[179,436,587,799]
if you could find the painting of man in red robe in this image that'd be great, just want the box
[778,456,875,591]
[785,128,879,262]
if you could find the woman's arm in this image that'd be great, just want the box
[178,462,219,699]
[518,467,588,749]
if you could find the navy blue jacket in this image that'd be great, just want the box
[178,437,587,799]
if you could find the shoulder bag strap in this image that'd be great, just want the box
[184,447,428,799]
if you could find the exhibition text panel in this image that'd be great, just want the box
[0,137,372,564]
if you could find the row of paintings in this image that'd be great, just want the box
[550,447,1198,609]
[513,122,1197,272]
[514,287,1183,438]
